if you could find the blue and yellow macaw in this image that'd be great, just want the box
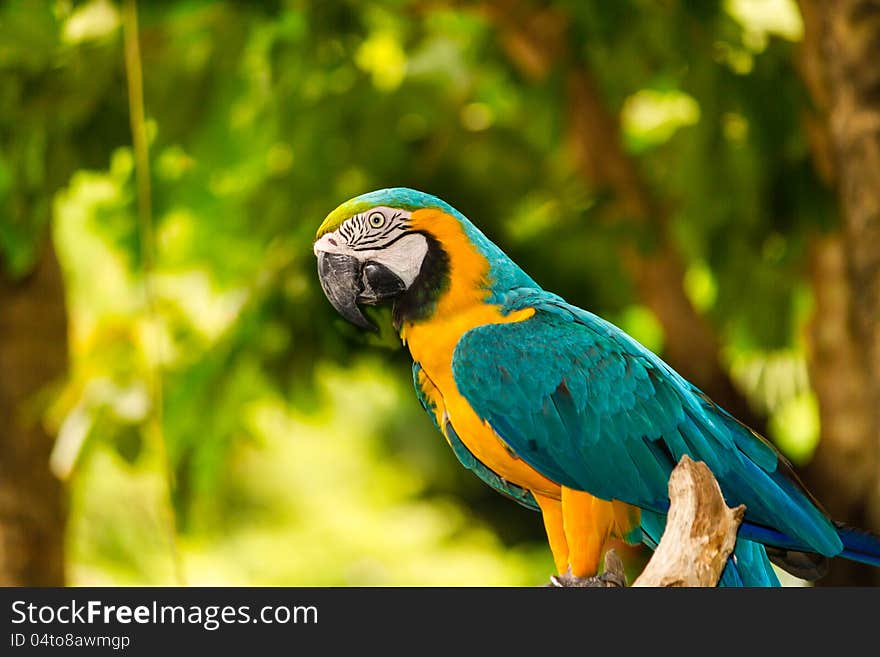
[313,187,880,586]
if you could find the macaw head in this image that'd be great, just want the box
[314,187,537,331]
[313,187,452,331]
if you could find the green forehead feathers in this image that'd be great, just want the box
[316,187,458,238]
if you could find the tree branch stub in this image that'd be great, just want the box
[632,456,744,587]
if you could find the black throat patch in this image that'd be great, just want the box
[392,232,450,329]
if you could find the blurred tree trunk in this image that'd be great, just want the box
[798,0,880,585]
[0,241,68,586]
[483,0,765,433]
[804,236,878,585]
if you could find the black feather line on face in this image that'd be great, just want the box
[392,232,450,329]
[355,221,397,247]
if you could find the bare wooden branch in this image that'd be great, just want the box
[633,456,744,587]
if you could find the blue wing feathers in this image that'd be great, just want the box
[451,294,845,563]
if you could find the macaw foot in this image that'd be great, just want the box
[547,550,626,588]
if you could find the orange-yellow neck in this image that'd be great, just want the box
[398,209,533,374]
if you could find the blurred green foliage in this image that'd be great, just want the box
[0,0,829,584]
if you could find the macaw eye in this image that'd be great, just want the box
[368,211,386,229]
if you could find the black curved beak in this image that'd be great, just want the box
[316,251,406,331]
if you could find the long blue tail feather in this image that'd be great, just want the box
[738,520,805,552]
[837,524,880,567]
[739,519,880,570]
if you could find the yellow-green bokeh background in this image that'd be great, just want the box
[2,0,824,585]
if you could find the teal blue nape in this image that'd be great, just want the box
[318,187,880,587]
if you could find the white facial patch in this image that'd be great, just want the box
[360,233,428,288]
